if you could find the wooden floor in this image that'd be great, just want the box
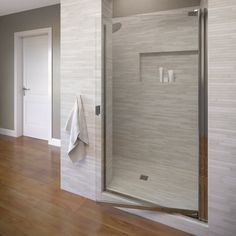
[0,135,193,236]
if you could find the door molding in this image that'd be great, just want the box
[14,28,52,142]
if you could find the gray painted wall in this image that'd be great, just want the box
[0,4,60,138]
[113,0,200,17]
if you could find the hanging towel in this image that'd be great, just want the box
[65,95,89,163]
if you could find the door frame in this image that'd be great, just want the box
[14,27,52,142]
[99,9,208,220]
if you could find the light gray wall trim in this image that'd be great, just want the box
[208,0,236,235]
[113,0,200,17]
[0,4,60,138]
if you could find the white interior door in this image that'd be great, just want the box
[22,34,50,140]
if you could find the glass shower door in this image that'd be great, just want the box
[97,3,207,219]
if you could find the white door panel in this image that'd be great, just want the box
[23,34,50,140]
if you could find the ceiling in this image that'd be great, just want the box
[0,0,60,16]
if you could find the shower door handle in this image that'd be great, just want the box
[96,105,101,116]
[23,87,30,96]
[23,87,30,91]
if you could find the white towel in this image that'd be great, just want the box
[65,95,89,163]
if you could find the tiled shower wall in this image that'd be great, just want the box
[208,0,236,235]
[112,10,199,160]
[110,9,199,207]
[60,1,206,234]
[60,0,101,199]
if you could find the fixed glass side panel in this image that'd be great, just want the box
[97,0,206,217]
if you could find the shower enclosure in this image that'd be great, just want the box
[97,0,207,221]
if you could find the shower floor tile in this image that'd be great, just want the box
[107,155,198,211]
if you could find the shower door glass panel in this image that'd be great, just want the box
[101,4,200,213]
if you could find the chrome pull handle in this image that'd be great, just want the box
[23,87,30,96]
[96,105,101,116]
[23,87,30,91]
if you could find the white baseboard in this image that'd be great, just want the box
[49,138,61,147]
[0,128,17,137]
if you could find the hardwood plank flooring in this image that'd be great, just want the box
[0,135,194,236]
